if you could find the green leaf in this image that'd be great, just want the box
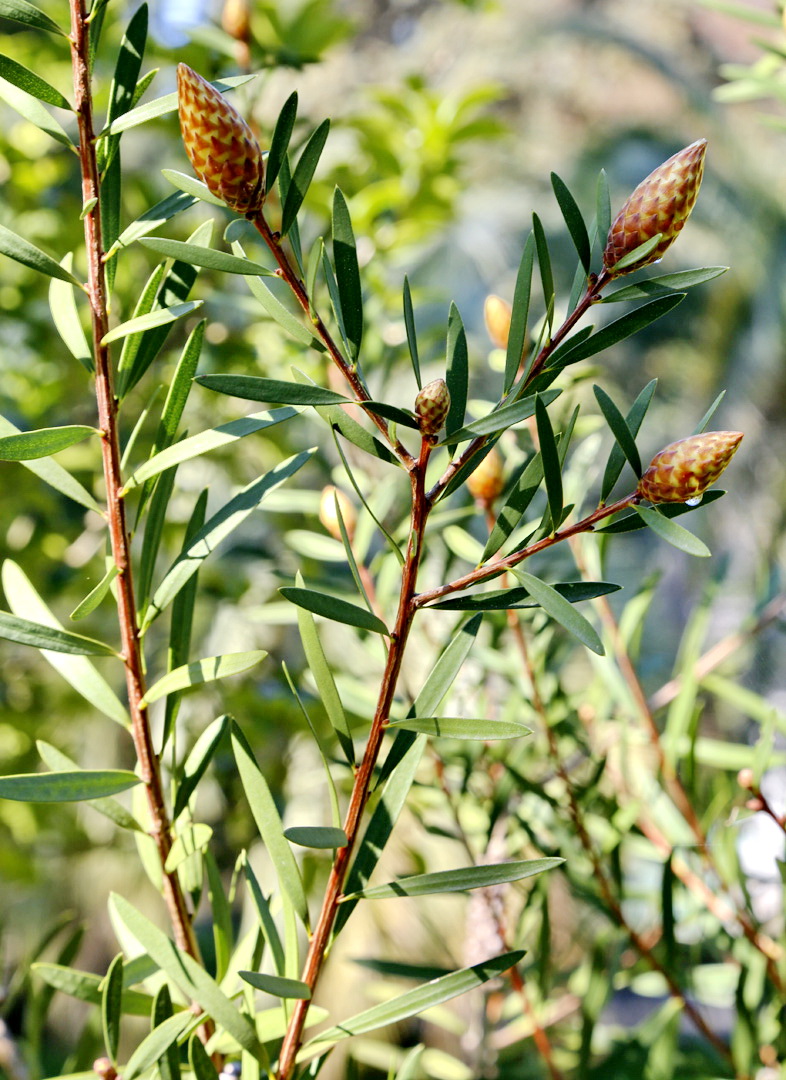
[205,850,232,983]
[403,276,421,389]
[613,232,663,272]
[281,587,389,636]
[0,425,97,460]
[154,320,206,453]
[36,741,141,831]
[444,302,468,449]
[244,860,286,976]
[240,971,311,999]
[138,237,276,277]
[102,954,124,1063]
[101,301,202,345]
[512,570,604,654]
[593,385,642,478]
[124,1012,193,1080]
[283,827,348,849]
[430,581,621,611]
[109,189,199,256]
[231,725,310,928]
[552,293,686,369]
[32,963,153,1017]
[277,152,304,270]
[602,267,728,303]
[0,74,74,147]
[106,72,256,135]
[386,717,531,740]
[189,1034,219,1080]
[332,187,363,362]
[694,390,725,434]
[0,770,140,802]
[266,90,298,194]
[596,489,724,534]
[0,224,82,284]
[196,374,346,406]
[0,0,66,35]
[505,233,535,392]
[124,408,296,492]
[482,450,544,561]
[532,212,554,330]
[281,118,330,236]
[601,379,657,502]
[49,255,93,372]
[164,823,213,873]
[160,168,225,207]
[695,0,779,25]
[110,894,261,1056]
[173,715,229,819]
[344,857,561,901]
[551,173,591,273]
[142,651,266,706]
[437,389,560,445]
[143,450,313,630]
[105,5,147,128]
[0,611,118,656]
[232,241,317,346]
[596,169,611,250]
[535,395,562,531]
[151,984,182,1080]
[296,590,354,765]
[634,505,711,557]
[360,401,419,430]
[0,53,70,108]
[305,951,525,1048]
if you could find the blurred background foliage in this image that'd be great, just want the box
[1,1,786,1078]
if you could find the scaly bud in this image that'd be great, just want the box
[603,139,706,276]
[484,295,512,350]
[177,63,264,214]
[467,447,505,504]
[319,486,357,541]
[637,431,742,504]
[415,378,451,437]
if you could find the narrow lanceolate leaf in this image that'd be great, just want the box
[512,570,604,655]
[551,293,686,369]
[189,1035,220,1080]
[551,173,591,273]
[244,860,286,976]
[110,894,261,1056]
[281,118,330,236]
[0,0,67,35]
[403,276,421,389]
[173,715,229,819]
[0,770,140,802]
[231,725,310,929]
[154,320,206,453]
[124,1012,193,1080]
[239,971,311,999]
[143,451,313,630]
[602,266,728,303]
[505,232,535,391]
[444,303,468,449]
[164,823,213,873]
[49,255,93,371]
[138,237,275,277]
[386,717,531,740]
[593,385,642,478]
[343,858,562,901]
[106,72,256,135]
[0,425,97,460]
[0,612,118,656]
[694,390,725,434]
[36,741,141,831]
[533,212,555,330]
[596,490,724,534]
[283,826,348,849]
[596,168,611,251]
[101,301,202,345]
[110,189,199,256]
[232,241,316,346]
[281,587,389,636]
[149,983,182,1080]
[438,388,560,445]
[305,951,525,1048]
[161,168,224,207]
[634,505,711,557]
[142,651,266,706]
[430,581,621,611]
[105,4,147,130]
[601,379,657,503]
[196,374,346,406]
[482,450,544,561]
[0,224,81,284]
[123,409,296,491]
[332,187,363,361]
[101,953,124,1063]
[296,594,354,765]
[535,396,562,532]
[0,74,74,147]
[204,851,232,982]
[0,54,71,108]
[32,963,152,1016]
[266,90,298,194]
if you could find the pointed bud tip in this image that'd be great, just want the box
[637,430,742,504]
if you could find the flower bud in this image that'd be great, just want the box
[467,447,505,504]
[177,63,264,214]
[415,378,451,437]
[603,139,706,276]
[319,485,356,541]
[484,295,512,350]
[222,0,251,42]
[636,431,742,504]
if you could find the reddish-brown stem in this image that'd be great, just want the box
[276,437,433,1079]
[248,212,415,470]
[68,0,205,1013]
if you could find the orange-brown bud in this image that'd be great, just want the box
[222,0,251,42]
[467,447,505,504]
[319,486,356,541]
[415,378,451,437]
[637,431,742,504]
[484,295,512,351]
[177,63,264,214]
[604,139,706,276]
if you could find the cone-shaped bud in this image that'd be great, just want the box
[467,447,505,504]
[177,63,264,214]
[415,378,451,436]
[603,139,706,276]
[637,431,742,504]
[484,295,512,350]
[319,485,357,541]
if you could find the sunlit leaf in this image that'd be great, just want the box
[0,611,118,656]
[512,570,604,654]
[49,254,93,372]
[343,857,561,900]
[430,581,620,611]
[437,389,560,445]
[196,374,346,406]
[0,0,66,35]
[0,770,140,802]
[124,1012,193,1079]
[36,741,141,831]
[173,715,229,819]
[106,73,256,135]
[101,953,124,1063]
[602,266,728,303]
[142,651,266,705]
[164,823,213,873]
[281,586,389,635]
[283,827,348,849]
[101,301,202,345]
[0,53,70,108]
[0,425,97,460]
[138,237,276,277]
[240,971,311,999]
[634,505,711,557]
[0,73,74,147]
[386,717,531,740]
[296,586,354,765]
[266,90,298,194]
[0,224,82,284]
[281,118,330,236]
